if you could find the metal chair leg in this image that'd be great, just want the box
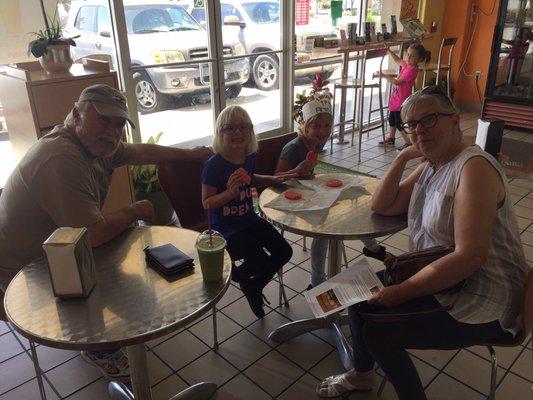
[331,86,337,154]
[378,80,386,142]
[212,306,218,350]
[357,86,365,163]
[487,345,498,400]
[367,87,373,137]
[29,340,47,400]
[341,241,349,268]
[278,269,289,307]
[302,236,307,251]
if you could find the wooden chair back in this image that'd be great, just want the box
[255,131,298,176]
[157,160,207,231]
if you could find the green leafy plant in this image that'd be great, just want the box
[131,132,163,196]
[28,0,77,58]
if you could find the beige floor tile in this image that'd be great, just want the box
[242,350,305,397]
[262,278,299,308]
[495,371,533,399]
[282,266,312,293]
[220,297,261,327]
[189,310,242,347]
[0,323,10,336]
[521,231,533,246]
[383,233,410,252]
[509,184,531,196]
[425,373,484,399]
[216,330,271,370]
[246,310,292,345]
[276,293,315,321]
[511,179,533,190]
[288,244,311,266]
[0,332,25,363]
[214,373,271,400]
[467,344,524,369]
[34,345,78,373]
[0,377,58,400]
[147,351,173,385]
[309,351,346,381]
[278,373,320,399]
[65,377,109,400]
[146,331,183,349]
[0,353,37,395]
[409,349,458,369]
[45,355,102,398]
[216,284,244,309]
[277,332,333,370]
[517,216,533,231]
[179,351,238,387]
[151,374,188,400]
[522,243,533,263]
[509,347,533,381]
[443,350,505,395]
[152,330,210,371]
[517,196,533,209]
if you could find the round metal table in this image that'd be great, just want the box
[4,226,232,400]
[259,174,406,369]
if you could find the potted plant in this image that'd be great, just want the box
[28,0,78,73]
[131,132,177,225]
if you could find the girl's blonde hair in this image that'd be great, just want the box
[212,105,258,155]
[297,113,332,137]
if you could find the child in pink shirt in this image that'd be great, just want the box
[379,44,431,150]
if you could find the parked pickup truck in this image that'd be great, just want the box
[64,0,250,113]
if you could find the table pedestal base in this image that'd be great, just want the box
[109,381,217,400]
[108,344,217,400]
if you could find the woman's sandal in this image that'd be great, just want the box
[378,137,395,146]
[316,373,372,398]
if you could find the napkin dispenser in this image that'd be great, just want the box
[43,227,96,298]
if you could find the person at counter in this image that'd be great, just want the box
[0,84,212,381]
[317,86,528,399]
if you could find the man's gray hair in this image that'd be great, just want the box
[64,101,92,128]
[212,105,258,155]
[400,87,458,122]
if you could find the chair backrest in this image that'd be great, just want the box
[437,37,457,69]
[157,160,207,231]
[362,48,387,85]
[520,268,533,339]
[255,131,298,175]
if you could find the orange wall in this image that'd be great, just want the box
[441,0,500,105]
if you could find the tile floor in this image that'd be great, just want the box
[0,112,532,399]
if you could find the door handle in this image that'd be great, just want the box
[95,42,101,50]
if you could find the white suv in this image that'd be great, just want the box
[64,0,249,113]
[184,0,339,91]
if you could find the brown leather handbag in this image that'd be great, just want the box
[382,245,455,286]
[357,245,460,322]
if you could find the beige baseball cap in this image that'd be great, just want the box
[78,84,136,129]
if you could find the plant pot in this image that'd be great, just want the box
[39,44,73,74]
[136,190,178,226]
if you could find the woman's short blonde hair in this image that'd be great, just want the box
[212,105,258,155]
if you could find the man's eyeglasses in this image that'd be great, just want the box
[221,123,253,133]
[401,112,455,134]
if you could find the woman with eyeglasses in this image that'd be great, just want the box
[202,105,295,319]
[317,87,528,399]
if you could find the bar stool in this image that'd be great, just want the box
[421,37,457,98]
[331,48,387,161]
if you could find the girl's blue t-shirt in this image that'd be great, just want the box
[201,153,257,238]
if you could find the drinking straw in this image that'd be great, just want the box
[207,206,213,247]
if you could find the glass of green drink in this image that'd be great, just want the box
[196,230,226,282]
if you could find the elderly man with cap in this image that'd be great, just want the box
[0,84,212,381]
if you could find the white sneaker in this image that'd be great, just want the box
[81,349,130,382]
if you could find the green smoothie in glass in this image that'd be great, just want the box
[196,230,226,282]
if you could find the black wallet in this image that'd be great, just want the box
[144,244,194,276]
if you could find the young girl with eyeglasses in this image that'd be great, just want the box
[202,105,294,319]
[275,98,385,289]
[378,43,431,151]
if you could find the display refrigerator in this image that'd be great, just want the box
[482,0,532,130]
